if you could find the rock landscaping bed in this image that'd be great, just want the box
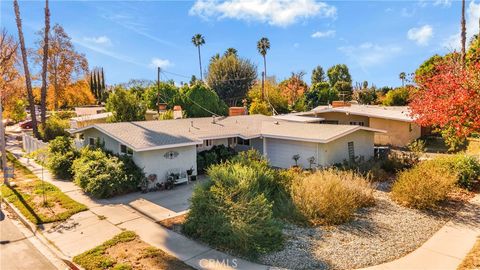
[259,182,471,270]
[73,231,194,270]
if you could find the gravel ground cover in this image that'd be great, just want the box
[260,182,463,270]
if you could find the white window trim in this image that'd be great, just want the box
[204,139,212,147]
[88,137,97,146]
[119,143,133,155]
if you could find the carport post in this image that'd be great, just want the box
[263,137,267,157]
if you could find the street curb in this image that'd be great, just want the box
[1,196,80,270]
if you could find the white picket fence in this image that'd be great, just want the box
[22,133,48,154]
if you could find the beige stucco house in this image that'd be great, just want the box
[71,115,384,186]
[295,104,422,147]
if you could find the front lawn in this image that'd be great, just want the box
[73,231,193,270]
[1,152,87,224]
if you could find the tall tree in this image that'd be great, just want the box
[36,24,88,110]
[257,37,270,100]
[311,65,326,85]
[206,53,257,106]
[105,86,146,122]
[191,34,205,80]
[13,0,39,138]
[461,0,466,66]
[0,29,23,117]
[327,64,352,87]
[224,48,237,57]
[399,72,406,87]
[279,72,308,105]
[40,0,50,126]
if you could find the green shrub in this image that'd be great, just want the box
[391,161,458,209]
[427,155,480,190]
[46,136,79,179]
[337,156,390,181]
[196,145,236,173]
[183,150,284,258]
[291,169,374,225]
[72,148,144,198]
[380,151,419,173]
[39,115,70,142]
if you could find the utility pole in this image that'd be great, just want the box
[156,67,161,113]
[0,99,8,186]
[261,71,265,100]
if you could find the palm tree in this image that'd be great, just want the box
[461,0,466,66]
[257,37,270,100]
[191,34,205,80]
[13,0,39,138]
[224,47,237,57]
[40,0,50,126]
[399,72,406,87]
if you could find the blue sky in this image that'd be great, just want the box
[1,0,480,88]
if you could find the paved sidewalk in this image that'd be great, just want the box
[6,138,267,270]
[361,195,480,270]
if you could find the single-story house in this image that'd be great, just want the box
[71,115,384,185]
[297,103,424,147]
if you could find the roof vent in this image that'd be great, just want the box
[274,121,279,125]
[212,115,216,124]
[191,121,194,127]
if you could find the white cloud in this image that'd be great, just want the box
[407,25,434,46]
[311,30,335,38]
[443,0,480,49]
[339,42,402,71]
[150,58,172,69]
[293,42,300,48]
[83,35,112,46]
[433,0,452,7]
[189,0,336,27]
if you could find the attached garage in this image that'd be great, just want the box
[265,138,318,168]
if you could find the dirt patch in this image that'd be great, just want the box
[157,214,187,231]
[105,236,193,270]
[31,196,67,218]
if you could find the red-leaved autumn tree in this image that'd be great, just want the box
[410,58,480,149]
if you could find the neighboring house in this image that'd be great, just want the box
[74,106,106,116]
[71,115,383,185]
[298,104,424,147]
[69,112,112,130]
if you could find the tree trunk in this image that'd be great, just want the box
[13,0,39,138]
[53,67,58,111]
[198,46,202,81]
[40,0,50,126]
[461,0,466,67]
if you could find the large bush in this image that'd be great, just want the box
[40,115,70,142]
[46,136,79,179]
[72,148,144,198]
[196,145,236,173]
[291,169,374,225]
[426,155,480,190]
[391,161,457,209]
[183,150,285,258]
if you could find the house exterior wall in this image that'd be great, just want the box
[316,112,370,126]
[263,130,374,169]
[82,129,121,154]
[320,130,374,165]
[196,138,228,152]
[134,146,197,183]
[369,117,421,147]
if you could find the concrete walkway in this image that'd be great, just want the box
[6,138,267,270]
[361,195,480,270]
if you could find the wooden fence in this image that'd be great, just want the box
[22,133,48,154]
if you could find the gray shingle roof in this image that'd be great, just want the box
[74,114,383,151]
[309,104,414,122]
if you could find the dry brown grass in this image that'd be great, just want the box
[391,161,458,209]
[290,169,375,225]
[457,237,480,270]
[157,214,187,230]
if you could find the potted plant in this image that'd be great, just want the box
[186,167,197,181]
[307,156,316,171]
[292,154,300,168]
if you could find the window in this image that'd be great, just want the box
[120,144,133,155]
[228,137,237,147]
[349,121,365,126]
[237,137,250,146]
[347,141,355,161]
[320,120,339,125]
[88,137,98,146]
[204,140,212,147]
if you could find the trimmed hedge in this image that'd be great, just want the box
[196,145,236,173]
[46,136,79,179]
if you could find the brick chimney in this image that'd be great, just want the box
[331,101,351,108]
[229,107,247,116]
[173,105,183,119]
